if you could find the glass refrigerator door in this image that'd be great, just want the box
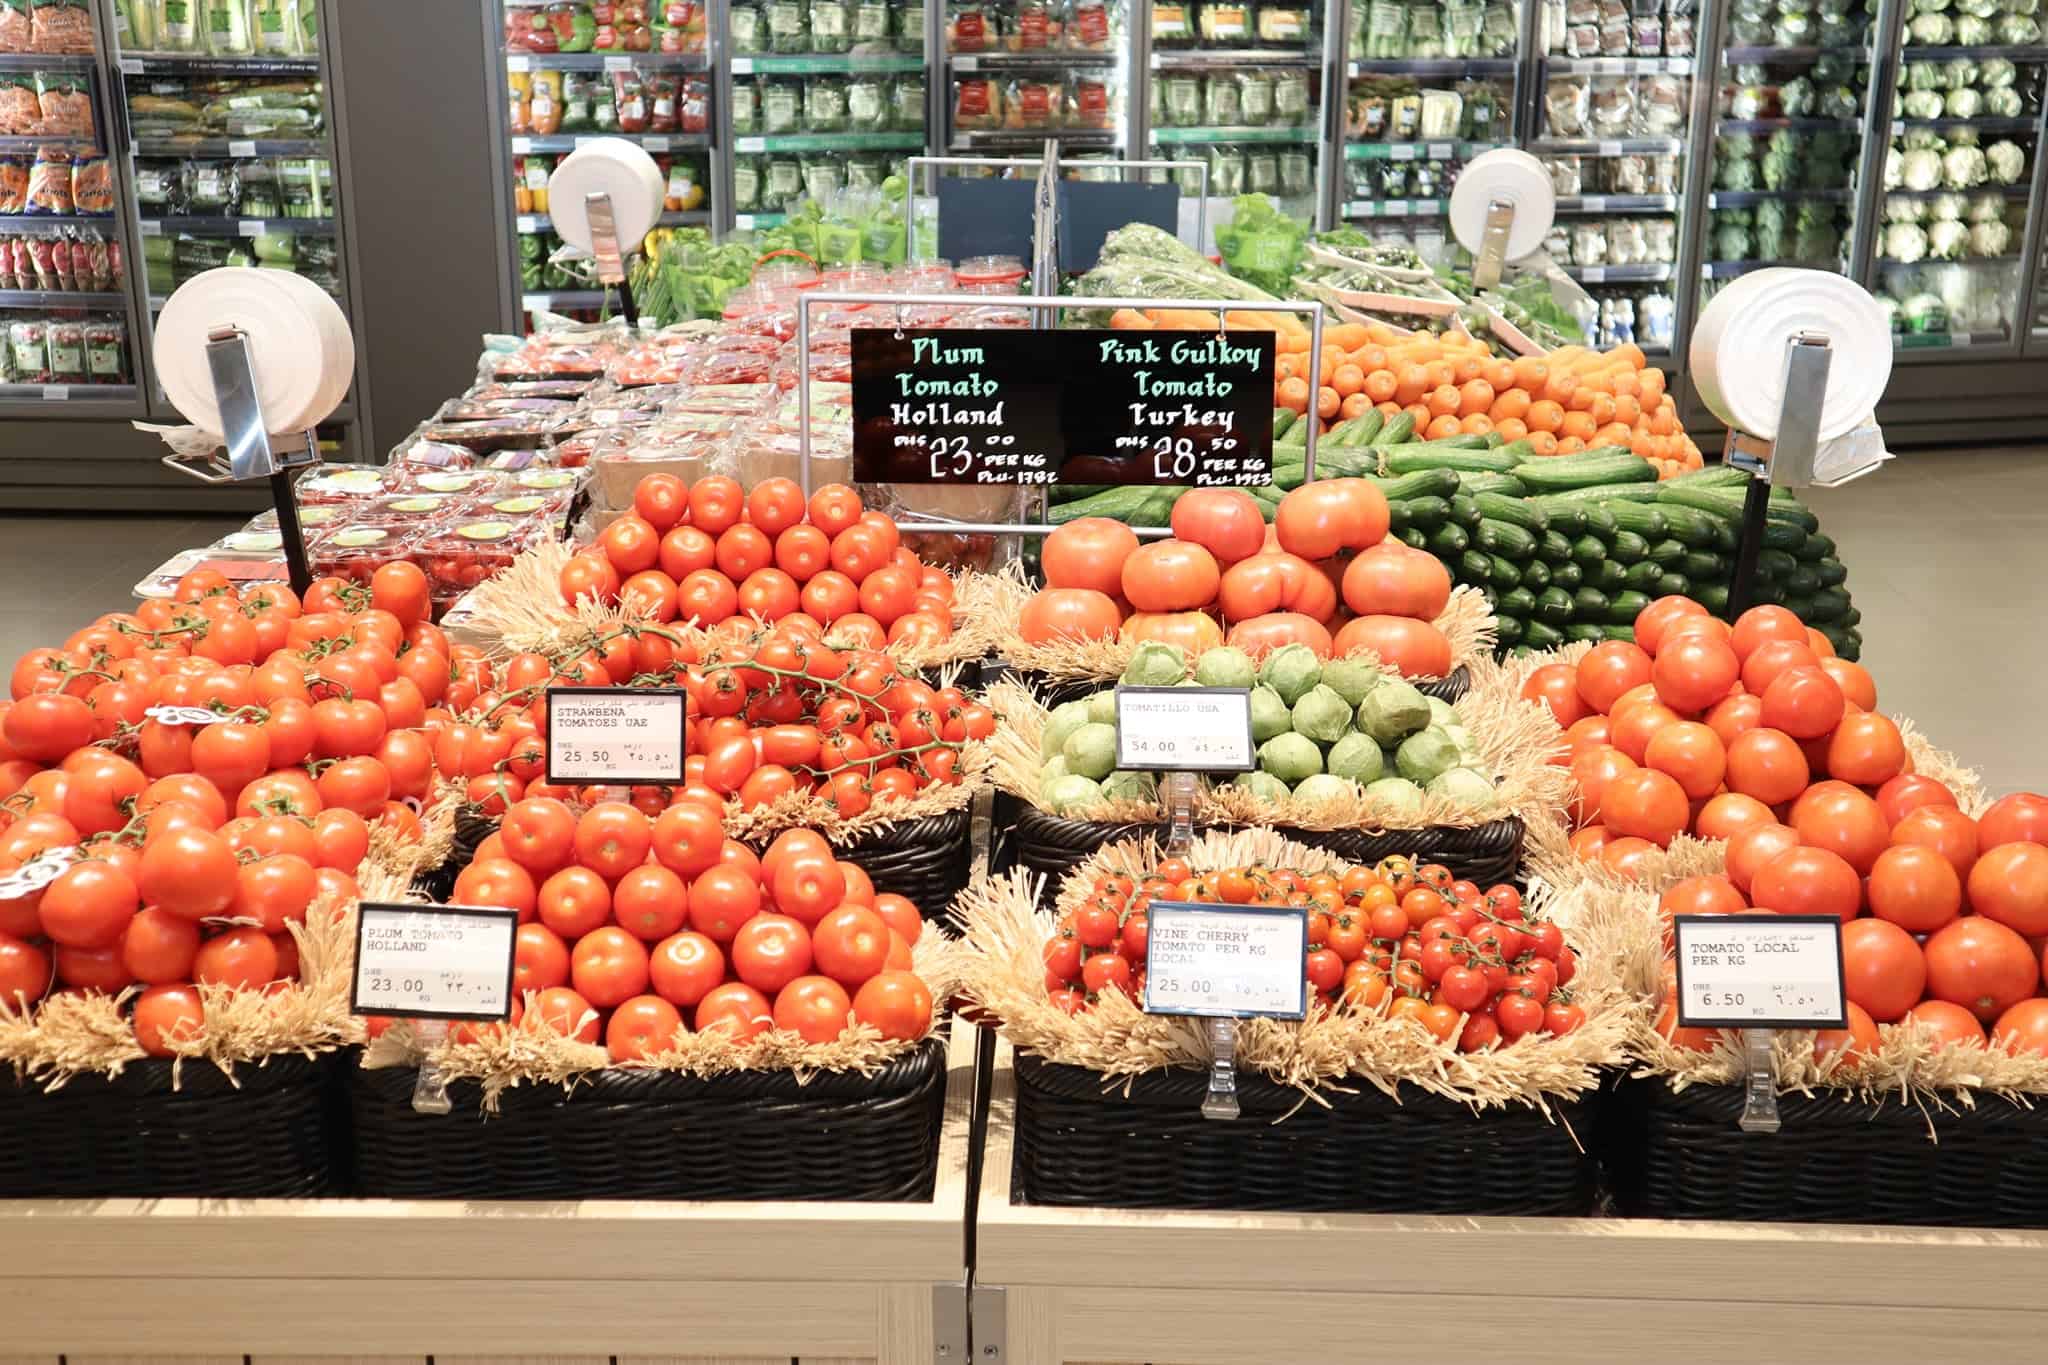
[1146,0,1321,231]
[499,1,714,324]
[1531,2,1691,360]
[725,0,929,233]
[940,0,1128,164]
[1339,0,1523,264]
[0,3,143,413]
[1872,18,2047,355]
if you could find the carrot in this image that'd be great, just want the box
[1426,413,1463,440]
[1375,399,1404,419]
[1482,359,1514,391]
[1495,416,1528,443]
[1459,378,1494,416]
[1425,360,1456,391]
[1460,413,1494,436]
[1353,345,1388,373]
[1278,376,1310,412]
[1317,386,1340,420]
[1340,392,1372,420]
[1636,366,1666,401]
[1525,399,1565,433]
[1541,372,1578,407]
[1402,401,1432,432]
[1545,346,1588,372]
[1509,356,1548,391]
[1326,323,1371,352]
[1394,364,1432,406]
[1606,343,1646,371]
[1595,421,1633,447]
[1491,387,1531,422]
[1566,384,1600,412]
[1364,323,1400,345]
[1452,354,1485,384]
[1526,430,1559,456]
[1426,384,1462,417]
[1331,363,1364,397]
[1555,436,1585,454]
[1110,308,1156,330]
[1364,368,1398,403]
[1560,411,1597,442]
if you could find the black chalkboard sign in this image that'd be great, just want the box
[850,327,1275,487]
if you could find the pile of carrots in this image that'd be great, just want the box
[1102,310,1703,479]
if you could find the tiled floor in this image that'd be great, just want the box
[0,446,2041,793]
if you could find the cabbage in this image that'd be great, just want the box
[1780,78,1815,117]
[1819,84,1861,118]
[2000,14,2043,41]
[1981,58,2017,88]
[1902,147,1945,190]
[1955,13,1993,40]
[1929,220,1969,259]
[1901,292,1947,332]
[1885,194,1926,223]
[1884,223,1930,263]
[1942,59,1977,90]
[1773,12,1812,41]
[1909,11,1953,39]
[1946,87,1984,120]
[1944,146,1988,189]
[1986,87,2025,118]
[1915,0,1951,11]
[1905,62,1943,91]
[1967,192,2006,222]
[1715,223,1755,260]
[1987,140,2027,184]
[1902,129,1946,150]
[2012,0,2041,15]
[1904,89,1946,118]
[1955,0,1997,14]
[1878,293,1902,330]
[1969,220,2011,255]
[1884,146,1905,189]
[1929,191,1968,221]
[1716,157,1759,191]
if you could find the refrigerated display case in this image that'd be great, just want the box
[1335,0,1525,257]
[939,1,1129,168]
[493,0,713,319]
[0,2,144,415]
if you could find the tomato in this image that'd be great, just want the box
[530,986,601,1042]
[1887,807,1979,892]
[769,975,850,1043]
[829,525,893,582]
[651,798,724,881]
[1331,616,1452,679]
[39,860,138,949]
[538,865,612,939]
[1979,793,2048,848]
[686,475,744,534]
[1217,551,1337,625]
[1990,998,2048,1058]
[369,561,431,627]
[1120,610,1224,655]
[1821,711,1905,787]
[657,525,716,582]
[1600,767,1690,847]
[1925,916,2039,1022]
[1633,595,1709,655]
[1608,699,1679,765]
[1274,479,1389,560]
[1600,836,1661,881]
[138,828,238,921]
[0,932,50,1006]
[1163,488,1262,565]
[769,853,847,928]
[233,854,317,934]
[1724,727,1810,806]
[194,926,278,991]
[1968,842,2048,937]
[1649,633,1738,715]
[1790,783,1889,875]
[3,691,92,762]
[1730,605,1810,662]
[598,994,681,1064]
[1861,843,1961,934]
[687,981,778,1043]
[812,904,890,988]
[1874,774,1957,828]
[316,756,390,820]
[512,922,570,994]
[633,472,688,531]
[1520,662,1590,729]
[1568,745,1636,827]
[1341,542,1452,621]
[1812,1002,1879,1065]
[687,864,761,943]
[63,753,147,837]
[1840,917,1926,1022]
[573,802,652,880]
[560,552,622,608]
[1117,540,1219,614]
[732,912,814,995]
[1019,587,1122,644]
[570,926,651,1008]
[1903,999,1985,1049]
[1658,874,1748,928]
[844,969,931,1041]
[133,983,205,1056]
[601,863,683,943]
[1750,845,1859,921]
[501,797,578,875]
[1759,666,1844,740]
[1575,642,1653,714]
[1496,990,1546,1041]
[1081,951,1134,997]
[1693,792,1773,843]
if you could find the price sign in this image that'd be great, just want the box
[506,55,532,72]
[1673,914,1848,1030]
[1142,901,1309,1020]
[228,140,258,158]
[238,220,264,237]
[39,385,67,401]
[735,136,766,152]
[851,328,1275,487]
[1598,140,1624,157]
[1579,195,1608,212]
[643,135,671,151]
[1579,266,1607,283]
[1390,143,1417,160]
[604,55,633,72]
[1114,686,1256,773]
[350,904,519,1022]
[546,687,687,785]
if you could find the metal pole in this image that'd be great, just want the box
[1725,473,1772,620]
[271,467,315,597]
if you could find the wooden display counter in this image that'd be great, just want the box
[0,1021,980,1365]
[972,1038,2048,1365]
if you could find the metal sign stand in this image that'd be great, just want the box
[157,325,320,595]
[1723,334,1832,619]
[1473,197,1516,291]
[585,189,638,327]
[905,153,1213,257]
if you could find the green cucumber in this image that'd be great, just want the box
[1646,537,1687,568]
[1385,500,1409,533]
[1696,582,1730,616]
[1495,613,1525,647]
[1593,559,1627,594]
[1805,587,1851,623]
[1817,624,1860,660]
[1538,529,1574,563]
[1272,408,1297,442]
[1657,486,1810,550]
[1403,495,1452,532]
[1563,623,1606,643]
[1681,551,1727,582]
[1398,526,1429,551]
[1534,587,1575,626]
[1804,531,1837,560]
[1655,504,1720,549]
[1608,590,1650,626]
[1377,468,1462,501]
[1377,411,1416,444]
[1430,522,1471,558]
[1570,533,1607,566]
[1511,448,1656,491]
[1814,558,1847,588]
[1381,444,1519,474]
[1456,471,1529,498]
[1662,464,1749,489]
[1475,519,1538,560]
[1448,493,1483,528]
[1572,586,1611,620]
[1604,500,1668,540]
[1049,485,1165,524]
[1784,564,1821,597]
[1488,555,1523,590]
[1624,560,1666,593]
[1475,491,1549,534]
[1755,548,1798,582]
[1608,530,1649,564]
[1523,620,1565,650]
[1457,549,1493,585]
[1549,560,1583,591]
[1655,571,1691,598]
[1521,560,1552,591]
[1500,587,1537,619]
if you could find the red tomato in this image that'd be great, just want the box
[538,865,612,939]
[1120,541,1220,614]
[1826,712,1905,786]
[1750,845,1860,921]
[1968,842,2048,937]
[612,864,690,942]
[772,975,852,1043]
[605,994,684,1063]
[1273,479,1389,559]
[1903,999,1985,1049]
[1876,774,1958,828]
[1840,918,1926,1022]
[811,904,891,988]
[1170,489,1267,564]
[1226,612,1333,659]
[133,984,205,1056]
[1812,1002,1879,1065]
[1738,638,1820,697]
[1724,727,1810,805]
[194,926,278,990]
[1726,823,1800,896]
[1651,633,1739,714]
[570,926,651,1008]
[649,930,725,1007]
[853,970,934,1040]
[1924,917,2040,1022]
[1041,518,1138,596]
[1759,666,1845,740]
[1520,662,1589,729]
[1866,843,1962,934]
[1730,605,1810,661]
[1575,641,1652,714]
[1019,588,1122,644]
[1217,551,1338,624]
[139,828,239,921]
[1341,542,1452,620]
[1694,792,1776,842]
[513,923,570,994]
[1990,998,2048,1058]
[1790,783,1890,875]
[1600,767,1690,847]
[1330,616,1451,679]
[1979,793,2048,849]
[529,986,600,1042]
[573,802,652,880]
[1633,595,1709,655]
[732,913,814,995]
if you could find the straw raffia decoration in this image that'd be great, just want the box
[986,647,1567,835]
[989,561,1496,686]
[952,827,1629,1111]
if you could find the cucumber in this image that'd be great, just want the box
[1805,587,1851,623]
[1500,587,1537,619]
[1272,407,1297,442]
[1403,495,1452,532]
[1385,500,1409,533]
[1814,558,1847,588]
[1655,504,1720,549]
[1608,590,1650,626]
[1657,486,1811,550]
[1572,586,1611,621]
[1456,549,1494,585]
[1488,555,1523,591]
[1755,548,1798,582]
[1707,518,1738,553]
[1577,503,1619,538]
[1817,623,1860,660]
[1535,481,1664,505]
[1457,471,1529,498]
[1430,522,1472,558]
[1382,444,1519,474]
[1804,531,1837,560]
[1570,533,1606,566]
[1478,585,1499,611]
[1696,582,1730,616]
[1539,502,1586,536]
[1377,411,1416,445]
[1534,587,1575,626]
[1049,485,1166,524]
[1475,491,1549,534]
[1476,519,1539,560]
[1563,623,1606,643]
[1604,500,1668,540]
[1646,537,1687,568]
[1609,530,1649,564]
[1398,526,1429,551]
[1521,559,1552,591]
[1495,614,1525,647]
[1768,490,1820,532]
[1379,468,1462,501]
[1681,551,1727,582]
[1448,493,1483,528]
[1550,560,1583,590]
[1843,606,1862,628]
[1593,559,1628,594]
[1624,560,1665,593]
[1511,449,1656,491]
[1334,408,1384,447]
[1655,572,1691,598]
[1662,464,1749,490]
[1537,529,1574,563]
[1784,564,1821,597]
[1523,620,1565,650]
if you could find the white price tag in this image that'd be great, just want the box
[736,136,766,152]
[1674,915,1848,1030]
[506,55,532,72]
[1143,902,1309,1020]
[139,220,162,237]
[1390,143,1417,160]
[954,54,979,70]
[1385,198,1409,214]
[546,687,687,784]
[1114,686,1255,773]
[144,704,226,726]
[1580,195,1607,212]
[1950,332,1973,347]
[1427,142,1452,159]
[228,140,258,157]
[39,384,67,401]
[511,136,535,154]
[238,220,264,237]
[516,214,541,233]
[1598,140,1624,156]
[1579,266,1606,283]
[351,903,519,1022]
[643,135,671,151]
[732,57,756,74]
[574,136,600,148]
[0,846,78,900]
[604,55,632,73]
[119,57,142,74]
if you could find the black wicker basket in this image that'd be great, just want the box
[1007,804,1525,904]
[1012,1052,1594,1214]
[1603,1077,2048,1227]
[413,808,494,903]
[1015,663,1472,712]
[0,1052,344,1197]
[349,1037,948,1200]
[832,806,975,922]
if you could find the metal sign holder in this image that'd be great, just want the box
[1722,333,1833,619]
[584,189,639,327]
[793,290,1325,536]
[1472,197,1517,291]
[905,150,1213,259]
[157,325,320,595]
